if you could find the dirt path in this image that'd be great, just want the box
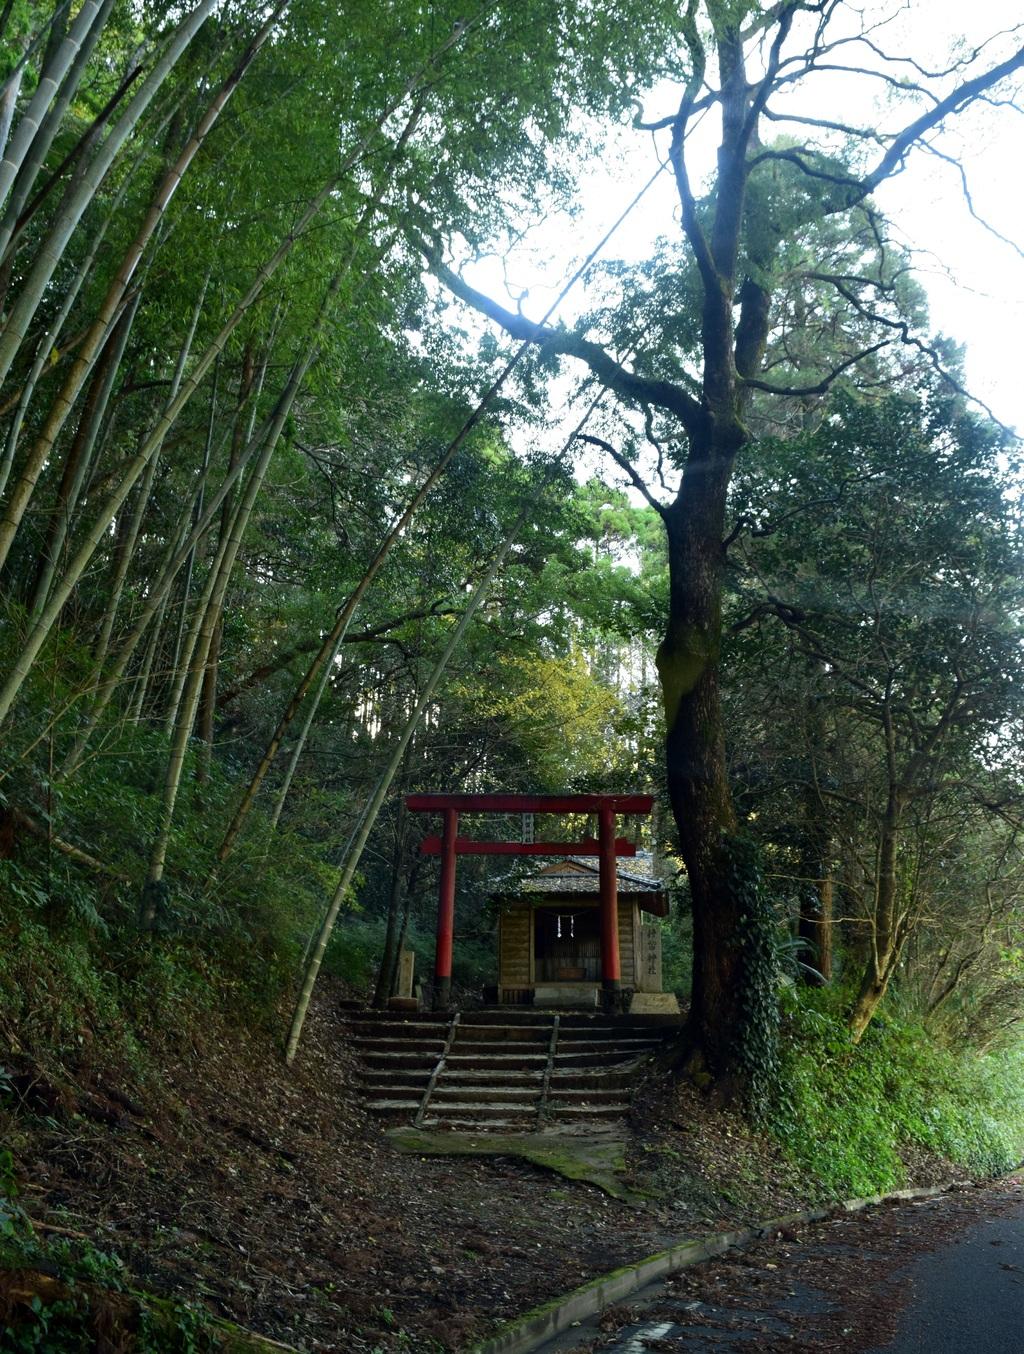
[5,992,678,1351]
[6,987,983,1352]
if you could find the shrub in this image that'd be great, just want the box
[770,988,1024,1197]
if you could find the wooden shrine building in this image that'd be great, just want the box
[494,854,675,1009]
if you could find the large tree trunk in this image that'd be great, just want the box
[658,444,742,1074]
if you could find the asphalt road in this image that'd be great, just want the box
[545,1177,1024,1353]
[862,1200,1024,1354]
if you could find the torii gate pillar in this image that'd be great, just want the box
[434,808,458,1008]
[598,803,620,994]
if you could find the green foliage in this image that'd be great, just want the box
[657,902,693,1000]
[325,913,494,995]
[0,1226,222,1351]
[0,1145,26,1241]
[771,990,1024,1197]
[452,648,624,789]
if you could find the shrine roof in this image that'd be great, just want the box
[503,853,666,895]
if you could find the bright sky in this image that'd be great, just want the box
[459,1,1024,453]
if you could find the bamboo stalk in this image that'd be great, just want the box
[28,289,142,618]
[283,507,529,1062]
[0,0,115,261]
[0,1,280,573]
[0,0,217,392]
[278,363,616,1058]
[0,0,105,212]
[211,165,647,867]
[141,280,340,922]
[58,402,281,776]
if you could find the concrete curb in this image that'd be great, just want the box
[469,1181,958,1354]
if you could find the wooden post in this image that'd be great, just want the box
[598,804,620,1001]
[433,807,458,1008]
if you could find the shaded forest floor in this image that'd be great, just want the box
[2,984,969,1352]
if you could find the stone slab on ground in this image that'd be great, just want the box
[386,1127,642,1200]
[628,993,680,1016]
[533,985,599,1008]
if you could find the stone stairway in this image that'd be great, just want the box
[348,1007,680,1132]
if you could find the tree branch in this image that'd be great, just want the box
[812,274,1014,429]
[669,1,719,298]
[8,808,129,880]
[217,601,475,708]
[921,140,1024,262]
[575,433,668,518]
[861,42,1024,193]
[419,245,704,431]
[741,338,891,395]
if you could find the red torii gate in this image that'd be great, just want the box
[405,792,654,1008]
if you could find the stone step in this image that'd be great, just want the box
[450,1039,552,1057]
[455,1024,551,1044]
[492,1009,676,1024]
[359,1048,647,1074]
[552,1039,663,1050]
[444,1052,548,1071]
[345,1006,680,1029]
[357,1077,430,1099]
[546,1101,629,1118]
[349,1006,677,1127]
[548,1069,634,1088]
[545,1086,631,1103]
[361,1051,442,1070]
[436,1051,644,1073]
[358,1064,432,1080]
[445,1026,668,1046]
[353,1037,446,1054]
[348,1020,450,1039]
[553,1050,647,1067]
[429,1082,629,1107]
[556,1024,669,1036]
[433,1069,544,1085]
[420,1116,534,1131]
[430,1085,539,1106]
[419,1101,537,1118]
